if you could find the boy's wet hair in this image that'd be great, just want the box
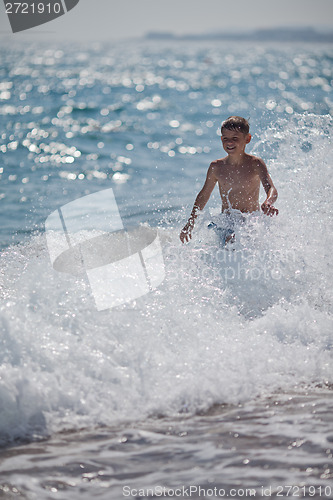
[221,116,250,135]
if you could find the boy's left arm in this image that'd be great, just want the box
[257,160,278,216]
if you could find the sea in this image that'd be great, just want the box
[0,39,332,499]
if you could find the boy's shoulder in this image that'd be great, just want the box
[207,158,228,177]
[245,154,268,171]
[209,154,266,167]
[209,157,228,167]
[245,153,265,163]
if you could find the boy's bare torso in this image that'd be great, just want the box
[179,119,278,243]
[211,153,262,213]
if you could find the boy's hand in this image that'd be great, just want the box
[180,220,194,243]
[261,200,279,216]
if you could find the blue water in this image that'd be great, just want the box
[1,41,332,247]
[0,40,332,499]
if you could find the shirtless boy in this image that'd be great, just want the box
[180,116,278,244]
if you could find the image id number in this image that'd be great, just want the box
[274,485,332,497]
[5,2,62,14]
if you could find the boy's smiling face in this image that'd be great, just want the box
[221,129,251,156]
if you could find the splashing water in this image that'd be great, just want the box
[0,39,332,450]
[0,115,332,447]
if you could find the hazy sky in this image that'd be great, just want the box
[1,0,333,41]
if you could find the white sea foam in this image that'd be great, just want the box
[0,115,332,446]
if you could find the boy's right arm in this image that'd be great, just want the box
[180,163,217,243]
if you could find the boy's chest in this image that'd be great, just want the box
[216,165,259,191]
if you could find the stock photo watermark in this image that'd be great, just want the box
[4,0,80,33]
[165,244,297,284]
[45,188,165,311]
[45,189,297,311]
[122,484,332,498]
[123,485,257,498]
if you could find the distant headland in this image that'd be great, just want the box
[144,27,333,43]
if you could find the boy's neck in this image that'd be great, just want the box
[226,151,248,166]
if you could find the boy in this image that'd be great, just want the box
[180,116,278,244]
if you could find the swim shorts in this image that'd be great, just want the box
[208,211,245,246]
